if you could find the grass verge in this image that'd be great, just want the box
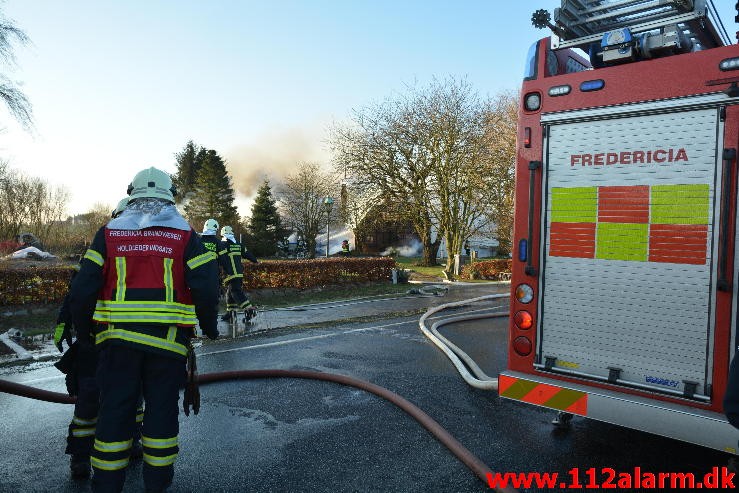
[392,257,446,278]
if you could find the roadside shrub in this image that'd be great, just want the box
[242,257,395,289]
[460,259,512,281]
[0,257,396,305]
[0,265,75,306]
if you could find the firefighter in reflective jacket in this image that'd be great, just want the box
[200,218,220,255]
[200,218,222,308]
[68,167,219,493]
[218,225,258,323]
[54,198,145,480]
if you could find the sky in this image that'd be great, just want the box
[0,0,736,217]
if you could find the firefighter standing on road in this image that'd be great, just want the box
[54,197,146,480]
[218,225,258,323]
[199,218,223,327]
[68,167,219,493]
[200,218,220,255]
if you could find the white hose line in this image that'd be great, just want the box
[429,311,508,381]
[418,294,510,390]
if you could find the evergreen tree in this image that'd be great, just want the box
[172,140,202,204]
[246,180,284,257]
[184,149,239,231]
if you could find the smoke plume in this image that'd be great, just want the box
[224,125,333,201]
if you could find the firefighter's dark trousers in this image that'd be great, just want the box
[92,344,185,493]
[66,375,98,456]
[225,278,252,311]
[66,378,144,457]
[65,347,143,458]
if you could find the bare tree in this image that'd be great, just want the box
[0,9,32,129]
[278,162,339,259]
[330,79,516,271]
[0,161,69,247]
[330,92,442,266]
[416,78,502,277]
[24,174,69,242]
[78,202,113,239]
[481,92,518,256]
[339,178,381,253]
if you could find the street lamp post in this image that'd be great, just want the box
[324,196,334,258]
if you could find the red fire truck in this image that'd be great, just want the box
[500,0,739,453]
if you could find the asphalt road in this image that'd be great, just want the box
[0,286,733,492]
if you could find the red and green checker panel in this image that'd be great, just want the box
[549,184,709,265]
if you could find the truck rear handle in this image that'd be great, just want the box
[525,160,541,276]
[718,147,737,292]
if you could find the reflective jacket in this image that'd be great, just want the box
[200,233,219,256]
[69,223,218,359]
[218,238,257,283]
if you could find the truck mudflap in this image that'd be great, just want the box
[499,371,739,453]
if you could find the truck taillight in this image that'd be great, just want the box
[515,284,534,303]
[514,310,533,329]
[513,336,532,356]
[524,127,531,148]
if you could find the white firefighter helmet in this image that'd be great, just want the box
[220,225,234,237]
[203,218,219,233]
[111,197,129,218]
[127,167,176,203]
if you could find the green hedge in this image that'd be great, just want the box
[0,257,396,306]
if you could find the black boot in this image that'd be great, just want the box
[70,455,90,479]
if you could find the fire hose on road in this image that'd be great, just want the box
[0,368,517,493]
[0,293,516,491]
[419,293,509,390]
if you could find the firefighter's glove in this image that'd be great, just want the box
[183,348,200,416]
[76,329,94,348]
[54,343,79,396]
[65,372,78,397]
[54,322,73,353]
[183,380,200,416]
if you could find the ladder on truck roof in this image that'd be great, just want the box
[536,0,731,51]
